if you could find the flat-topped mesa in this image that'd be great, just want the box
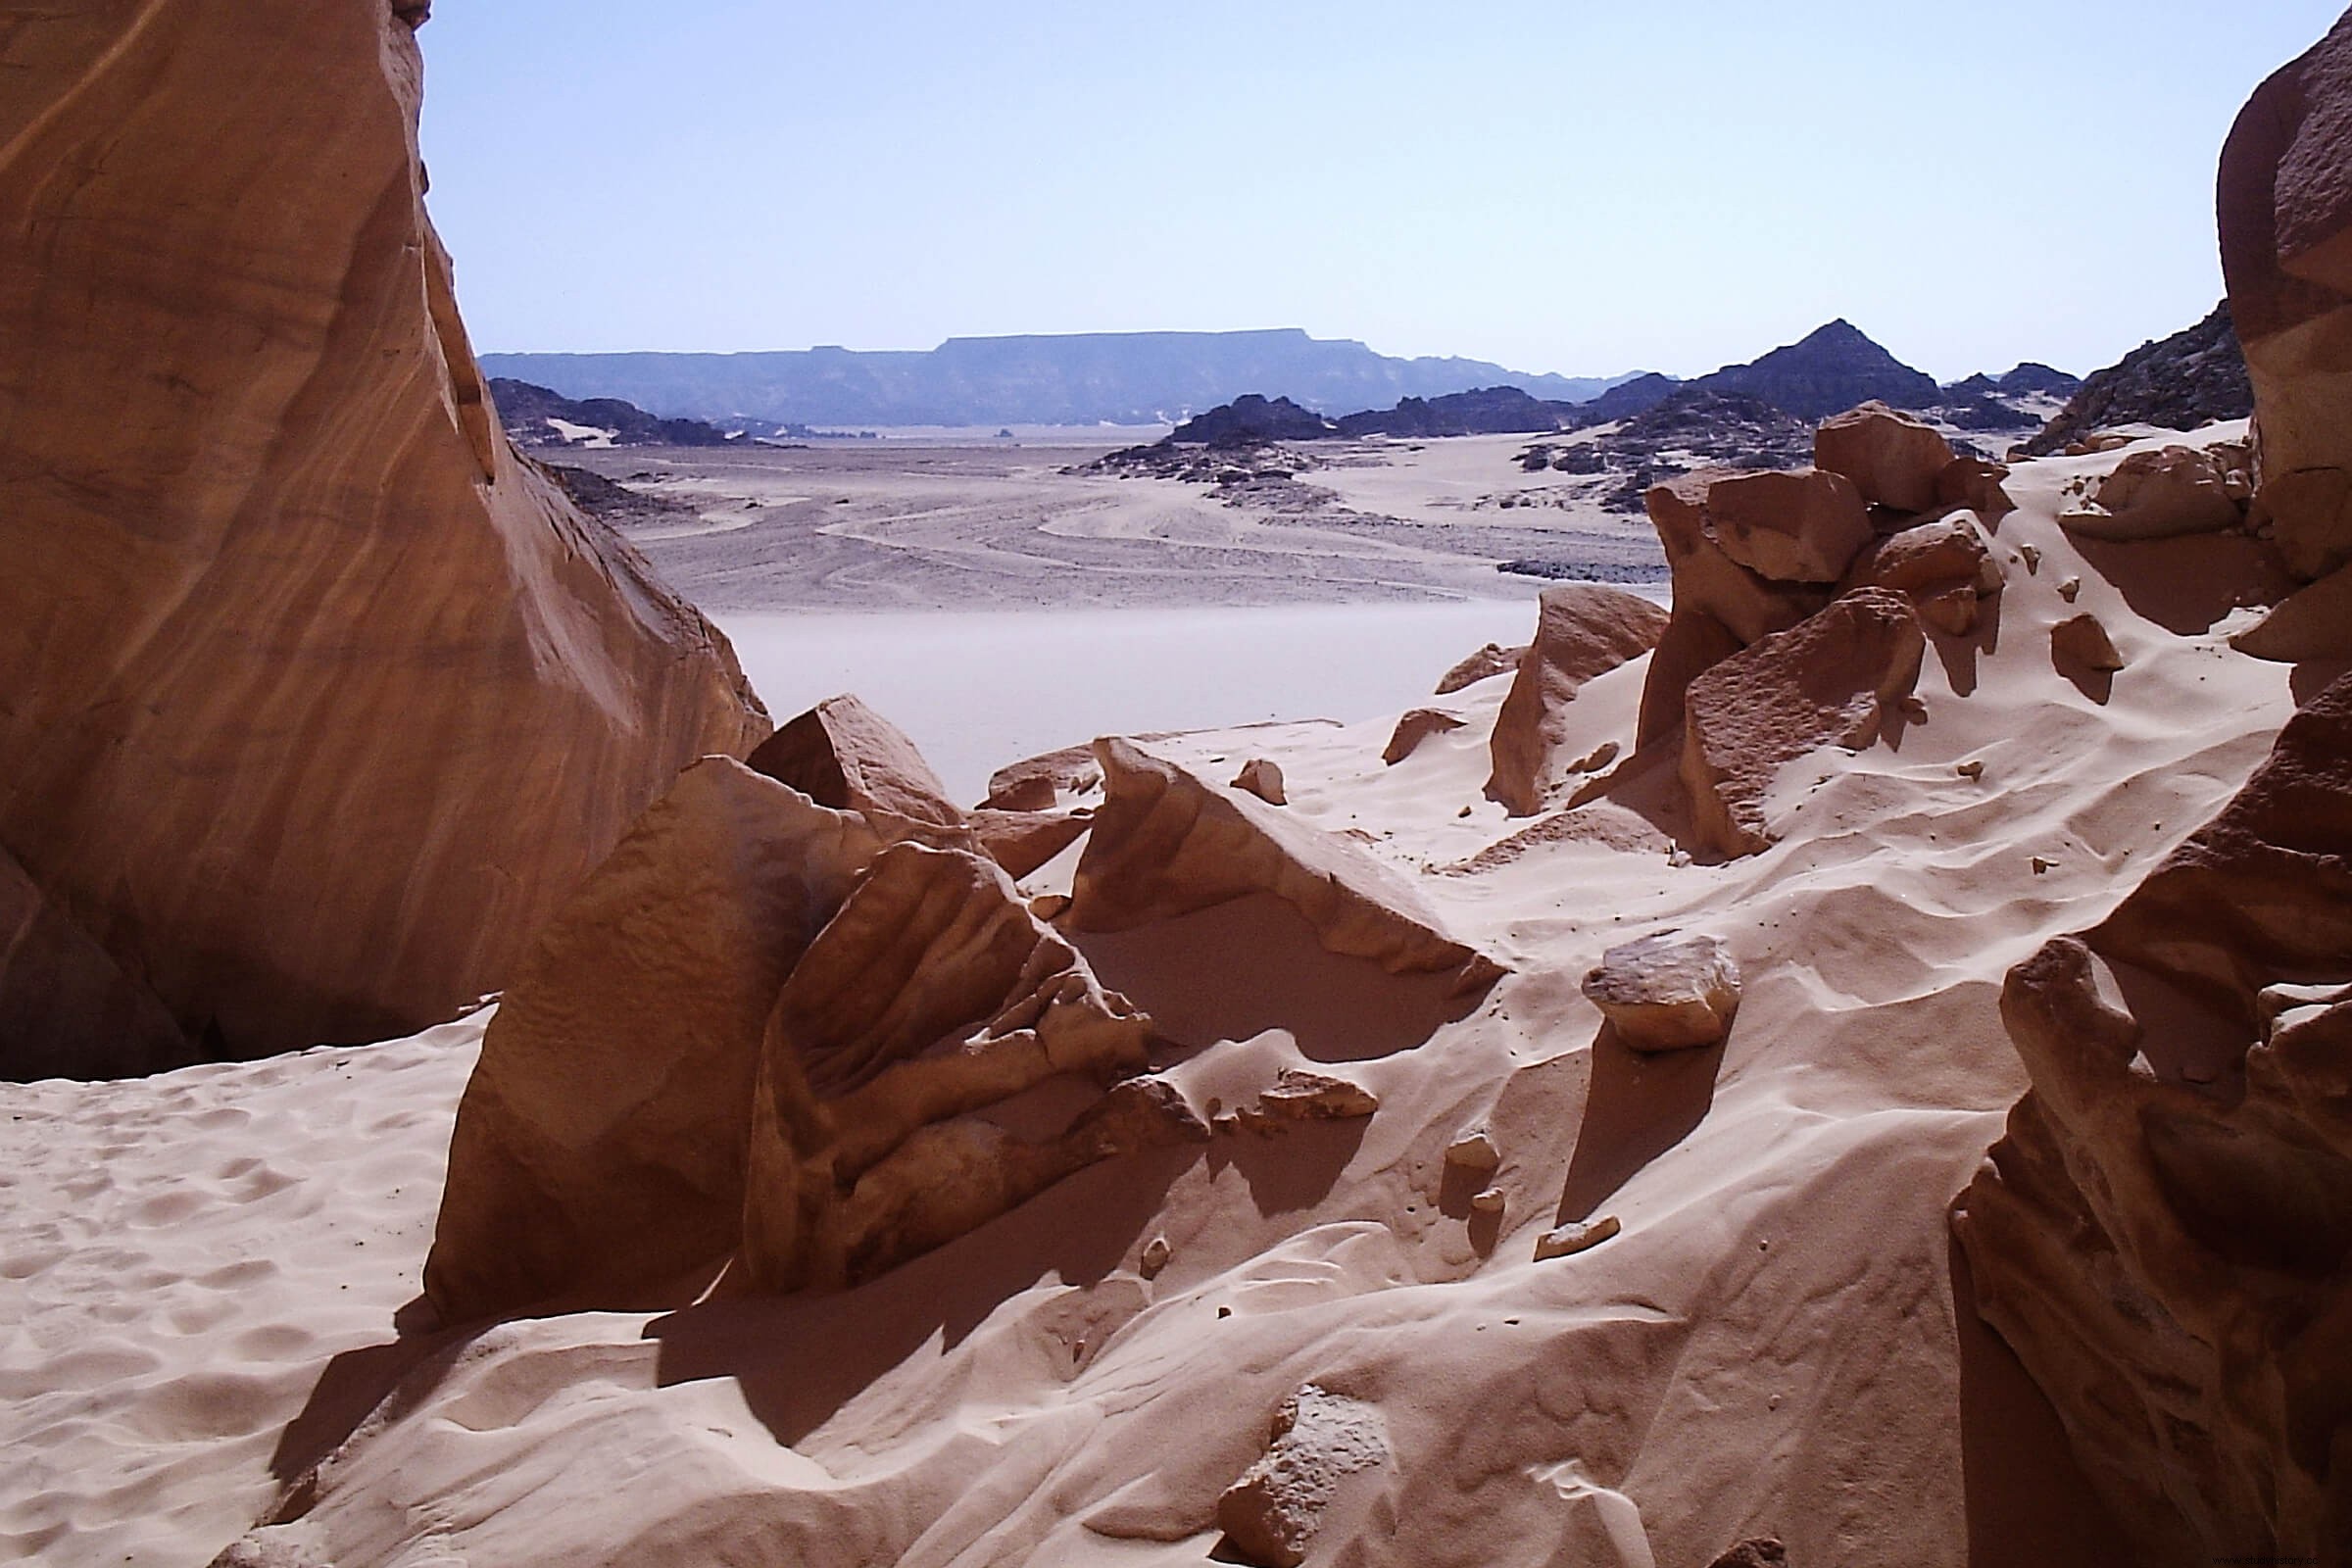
[1484,584,1669,816]
[1070,739,1505,995]
[2220,6,2352,659]
[1956,670,2352,1564]
[0,0,768,1074]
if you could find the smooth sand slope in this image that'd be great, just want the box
[0,426,2305,1566]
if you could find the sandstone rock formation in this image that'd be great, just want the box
[984,744,1103,812]
[1681,590,1926,857]
[1071,740,1503,992]
[2220,8,2352,658]
[1813,400,1954,513]
[1383,708,1467,765]
[1233,1069,1381,1131]
[747,695,964,840]
[1217,1385,1390,1568]
[1843,515,2003,636]
[2060,445,2246,540]
[1581,932,1744,1052]
[425,760,881,1319]
[1485,585,1670,814]
[0,0,767,1071]
[1701,468,1875,583]
[1436,642,1528,695]
[0,848,191,1082]
[1957,671,2352,1565]
[741,842,1188,1293]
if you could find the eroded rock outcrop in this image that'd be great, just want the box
[748,694,965,840]
[2060,444,2247,540]
[425,759,881,1320]
[2220,7,2352,658]
[1485,585,1670,814]
[1070,740,1503,992]
[1700,468,1875,584]
[741,842,1189,1292]
[1813,400,1954,514]
[1681,590,1926,857]
[0,0,767,1073]
[1956,672,2352,1565]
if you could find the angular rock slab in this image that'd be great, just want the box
[1701,467,1876,584]
[1680,589,1926,857]
[1383,708,1466,765]
[1814,399,1954,514]
[743,842,1178,1292]
[1070,740,1505,993]
[1957,672,2352,1564]
[1844,515,2003,636]
[0,0,768,1064]
[1485,584,1670,816]
[1582,931,1743,1052]
[424,759,881,1321]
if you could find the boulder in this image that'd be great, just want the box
[1436,642,1529,695]
[1235,1069,1381,1131]
[1813,400,1955,514]
[1637,608,1747,751]
[1681,590,1927,857]
[1844,515,2002,635]
[984,743,1102,812]
[1936,456,2017,520]
[2230,559,2352,662]
[1233,759,1288,806]
[741,842,1175,1291]
[1485,584,1670,815]
[1701,467,1876,584]
[2059,446,2243,540]
[424,759,882,1321]
[1070,740,1504,993]
[0,0,768,1066]
[2051,612,2127,673]
[1217,1386,1390,1568]
[1581,931,1744,1052]
[1383,708,1466,765]
[2220,8,2352,598]
[0,846,191,1081]
[748,694,963,839]
[1956,671,2352,1565]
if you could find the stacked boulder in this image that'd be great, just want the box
[1637,401,2005,855]
[2219,6,2352,660]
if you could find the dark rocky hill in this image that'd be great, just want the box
[1687,319,1941,420]
[1334,386,1584,437]
[1168,394,1336,445]
[2019,304,2253,456]
[490,379,732,448]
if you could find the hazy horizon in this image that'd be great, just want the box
[420,1,2344,381]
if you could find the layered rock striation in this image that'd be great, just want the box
[0,0,767,1074]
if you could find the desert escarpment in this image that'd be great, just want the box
[0,0,766,1075]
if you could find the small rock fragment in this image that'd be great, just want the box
[2058,576,2083,603]
[1233,759,1288,806]
[2052,612,2126,672]
[1217,1385,1390,1568]
[1583,931,1743,1051]
[1535,1215,1622,1261]
[1957,760,1986,781]
[1445,1130,1502,1176]
[2019,543,2042,573]
[1141,1236,1172,1280]
[1470,1188,1507,1216]
[1238,1069,1380,1131]
[1384,708,1466,765]
[1029,892,1072,921]
[1570,740,1622,775]
[2032,856,2057,875]
[1436,642,1527,695]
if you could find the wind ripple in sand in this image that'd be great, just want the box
[0,1019,481,1568]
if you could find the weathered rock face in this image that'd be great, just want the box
[1813,400,1955,514]
[1217,1385,1390,1568]
[741,842,1185,1293]
[747,694,963,839]
[1681,590,1926,857]
[1956,672,2352,1565]
[424,760,881,1320]
[0,0,768,1070]
[1581,932,1743,1052]
[1071,739,1504,992]
[0,848,190,1082]
[2220,7,2352,658]
[1701,468,1875,584]
[1485,585,1670,815]
[2060,445,2247,540]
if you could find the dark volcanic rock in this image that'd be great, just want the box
[1572,371,1682,424]
[2020,306,2253,456]
[491,378,732,447]
[1335,385,1580,438]
[1170,394,1337,446]
[1998,362,2083,397]
[1688,320,1941,421]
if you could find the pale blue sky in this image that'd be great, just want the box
[418,2,2346,381]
